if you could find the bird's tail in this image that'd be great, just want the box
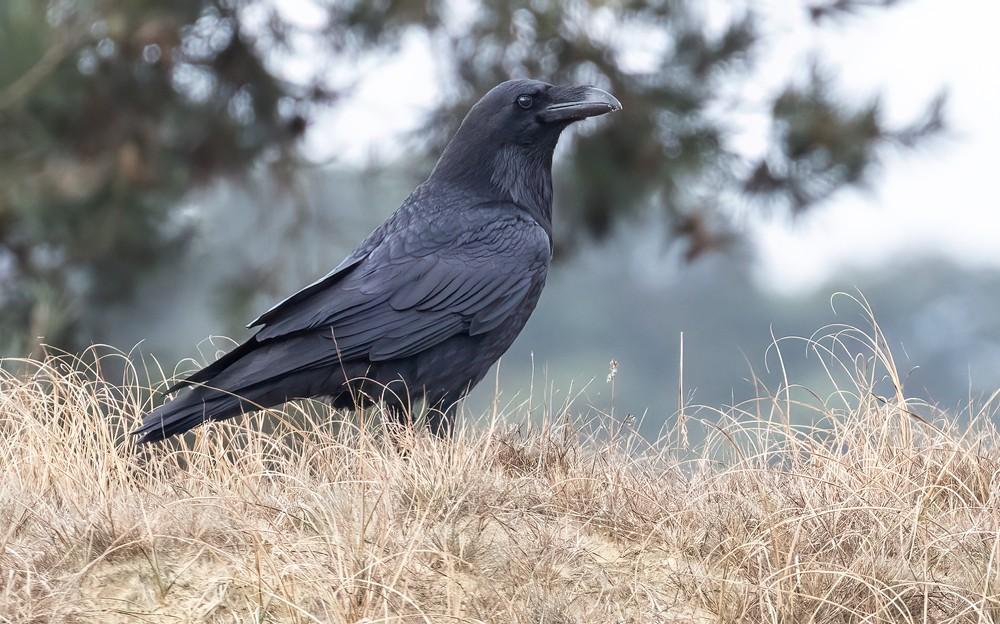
[133,387,247,444]
[133,334,348,443]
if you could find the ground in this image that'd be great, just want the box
[2,321,999,623]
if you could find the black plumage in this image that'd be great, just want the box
[134,80,621,443]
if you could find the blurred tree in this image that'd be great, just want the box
[0,0,323,353]
[0,0,943,354]
[341,0,944,257]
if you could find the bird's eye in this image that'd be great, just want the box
[516,94,534,110]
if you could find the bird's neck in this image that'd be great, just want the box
[432,142,554,236]
[490,145,553,219]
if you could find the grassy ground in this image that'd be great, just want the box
[2,314,999,623]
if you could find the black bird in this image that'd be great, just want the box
[134,80,621,443]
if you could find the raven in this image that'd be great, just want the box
[134,80,621,443]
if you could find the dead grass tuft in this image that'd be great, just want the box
[2,307,999,622]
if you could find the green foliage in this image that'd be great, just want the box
[746,68,945,211]
[0,0,315,351]
[0,0,944,353]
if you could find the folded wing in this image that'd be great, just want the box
[252,211,550,366]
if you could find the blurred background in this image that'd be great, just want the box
[1,0,997,431]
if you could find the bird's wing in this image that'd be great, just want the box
[247,235,380,329]
[253,210,550,363]
[166,224,384,393]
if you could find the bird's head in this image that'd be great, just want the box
[458,79,622,147]
[431,79,621,212]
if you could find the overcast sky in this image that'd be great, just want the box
[749,0,1000,292]
[290,0,999,294]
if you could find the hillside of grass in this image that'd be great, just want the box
[2,316,999,623]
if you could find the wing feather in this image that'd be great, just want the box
[370,316,465,361]
[252,209,550,362]
[470,278,533,335]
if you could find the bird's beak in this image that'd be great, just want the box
[540,85,622,123]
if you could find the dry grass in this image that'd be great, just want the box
[2,307,1000,622]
